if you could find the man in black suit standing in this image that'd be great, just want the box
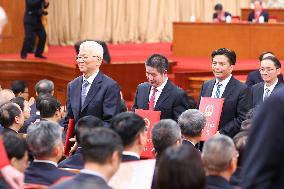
[242,87,284,189]
[65,41,121,128]
[199,48,249,137]
[21,0,49,59]
[132,54,190,121]
[51,127,123,189]
[250,56,284,108]
[246,52,283,87]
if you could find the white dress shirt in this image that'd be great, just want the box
[211,75,232,98]
[263,78,278,101]
[148,78,168,108]
[82,70,99,94]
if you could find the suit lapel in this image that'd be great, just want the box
[143,85,151,109]
[221,77,235,99]
[72,76,83,118]
[205,79,215,97]
[272,81,284,95]
[256,83,264,104]
[155,81,172,109]
[81,72,103,111]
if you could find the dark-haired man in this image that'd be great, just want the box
[10,80,29,101]
[110,112,147,162]
[51,127,123,189]
[199,48,249,137]
[132,54,190,121]
[249,56,284,108]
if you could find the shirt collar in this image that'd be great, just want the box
[80,169,107,182]
[265,78,278,91]
[33,159,58,167]
[183,138,195,146]
[122,151,140,159]
[152,78,168,92]
[216,74,232,88]
[83,70,99,85]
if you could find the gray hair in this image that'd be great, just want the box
[0,89,15,106]
[35,79,54,95]
[79,41,104,59]
[178,109,206,137]
[151,119,181,155]
[202,135,236,173]
[27,121,62,158]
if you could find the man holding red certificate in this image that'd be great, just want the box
[199,48,249,137]
[132,54,190,121]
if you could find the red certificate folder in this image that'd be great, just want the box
[64,119,75,156]
[135,109,161,159]
[198,97,224,141]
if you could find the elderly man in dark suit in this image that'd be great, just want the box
[51,127,123,189]
[242,87,284,189]
[250,56,284,108]
[199,48,249,137]
[25,121,74,186]
[132,54,190,121]
[246,51,283,88]
[65,41,121,128]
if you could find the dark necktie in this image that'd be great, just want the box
[81,80,89,106]
[263,88,270,101]
[215,82,222,98]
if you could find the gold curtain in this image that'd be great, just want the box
[47,0,250,45]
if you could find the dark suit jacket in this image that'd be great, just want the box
[212,12,232,20]
[24,0,48,24]
[206,175,235,189]
[58,148,84,169]
[249,81,284,109]
[122,154,140,162]
[245,70,284,88]
[0,177,9,189]
[24,162,75,186]
[242,87,284,189]
[65,72,121,127]
[132,80,190,121]
[199,76,249,137]
[248,10,269,22]
[50,173,112,189]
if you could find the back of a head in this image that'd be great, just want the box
[10,97,25,111]
[3,131,28,160]
[233,131,248,167]
[110,112,145,147]
[0,89,16,106]
[214,3,223,11]
[79,40,104,60]
[211,48,236,65]
[35,79,54,96]
[27,121,62,158]
[178,109,206,138]
[37,95,61,118]
[151,119,181,156]
[11,80,27,96]
[158,145,206,189]
[80,127,123,164]
[145,54,169,74]
[75,115,104,145]
[0,102,22,128]
[202,135,236,174]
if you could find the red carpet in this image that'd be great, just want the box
[0,42,280,74]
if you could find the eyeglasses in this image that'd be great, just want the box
[259,67,279,72]
[76,55,99,61]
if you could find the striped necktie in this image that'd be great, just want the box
[81,80,89,106]
[215,82,222,98]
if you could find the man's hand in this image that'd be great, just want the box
[28,97,35,106]
[1,165,24,189]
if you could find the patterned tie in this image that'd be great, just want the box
[81,80,89,107]
[215,82,222,98]
[263,88,270,101]
[149,87,158,110]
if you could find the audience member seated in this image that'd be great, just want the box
[25,121,75,186]
[213,3,232,23]
[230,131,248,187]
[151,119,182,189]
[37,95,62,123]
[0,103,25,133]
[158,145,206,189]
[110,112,146,162]
[10,96,31,122]
[51,127,123,189]
[0,132,29,188]
[249,56,284,109]
[58,115,104,169]
[10,80,30,102]
[202,135,238,189]
[178,109,206,149]
[248,0,269,22]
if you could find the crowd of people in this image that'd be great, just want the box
[1,1,284,189]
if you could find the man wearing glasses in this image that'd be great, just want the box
[249,56,283,109]
[64,41,121,128]
[199,48,249,138]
